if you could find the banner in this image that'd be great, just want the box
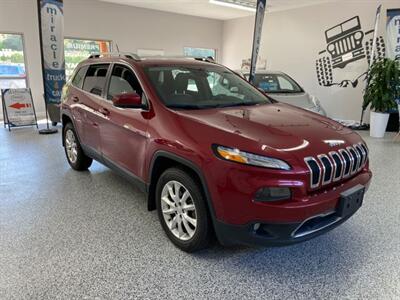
[386,9,400,60]
[1,88,38,130]
[38,0,65,104]
[249,0,267,84]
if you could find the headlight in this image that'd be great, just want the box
[213,145,291,170]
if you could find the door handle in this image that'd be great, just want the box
[99,107,110,116]
[72,96,79,103]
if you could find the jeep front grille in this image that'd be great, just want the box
[304,143,368,189]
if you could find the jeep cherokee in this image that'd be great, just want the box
[61,53,372,252]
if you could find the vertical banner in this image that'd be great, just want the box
[386,9,400,60]
[249,0,267,84]
[38,0,65,104]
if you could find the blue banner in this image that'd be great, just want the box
[39,0,65,104]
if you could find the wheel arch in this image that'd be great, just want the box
[147,151,217,222]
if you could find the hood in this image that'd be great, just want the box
[175,103,360,160]
[268,92,313,109]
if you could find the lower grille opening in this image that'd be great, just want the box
[292,213,339,238]
[255,225,275,238]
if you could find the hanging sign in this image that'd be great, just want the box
[1,88,38,130]
[386,9,400,60]
[38,0,66,104]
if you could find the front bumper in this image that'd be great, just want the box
[211,170,372,247]
[214,206,358,247]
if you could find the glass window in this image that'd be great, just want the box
[143,65,271,109]
[0,33,27,95]
[107,65,143,101]
[71,66,88,89]
[253,73,302,93]
[64,38,111,80]
[183,47,216,60]
[82,64,109,96]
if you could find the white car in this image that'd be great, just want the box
[237,70,327,116]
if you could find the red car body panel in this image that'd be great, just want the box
[61,57,372,246]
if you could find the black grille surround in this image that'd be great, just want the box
[304,143,368,190]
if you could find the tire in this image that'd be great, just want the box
[156,167,211,252]
[63,122,92,171]
[316,56,333,86]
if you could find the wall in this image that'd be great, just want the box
[222,0,400,121]
[0,0,223,118]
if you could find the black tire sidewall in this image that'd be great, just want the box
[156,168,210,252]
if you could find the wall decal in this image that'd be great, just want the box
[316,16,385,88]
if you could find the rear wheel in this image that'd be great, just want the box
[63,122,92,171]
[156,168,211,252]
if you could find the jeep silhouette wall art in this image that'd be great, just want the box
[316,16,385,88]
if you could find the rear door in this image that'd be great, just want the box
[79,63,111,153]
[98,63,149,179]
[67,65,88,140]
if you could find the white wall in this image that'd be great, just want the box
[222,0,400,121]
[0,0,223,118]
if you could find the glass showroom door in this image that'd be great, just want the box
[0,33,28,95]
[64,38,111,80]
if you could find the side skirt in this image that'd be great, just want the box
[81,144,148,194]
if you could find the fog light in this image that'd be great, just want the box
[254,187,291,202]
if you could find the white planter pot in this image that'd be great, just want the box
[370,111,390,138]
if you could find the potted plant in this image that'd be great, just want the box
[363,58,400,138]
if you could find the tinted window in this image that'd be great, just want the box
[71,66,88,88]
[144,65,271,109]
[107,65,143,100]
[82,64,109,96]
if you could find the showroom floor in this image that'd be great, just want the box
[1,126,399,299]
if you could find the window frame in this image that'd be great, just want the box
[104,62,150,110]
[81,63,111,97]
[71,65,88,89]
[0,32,29,89]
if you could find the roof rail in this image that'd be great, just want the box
[139,55,216,63]
[88,53,216,63]
[88,52,141,60]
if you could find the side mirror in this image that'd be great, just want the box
[112,93,142,108]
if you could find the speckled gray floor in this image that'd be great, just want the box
[1,126,399,299]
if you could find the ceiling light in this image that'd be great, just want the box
[209,0,256,12]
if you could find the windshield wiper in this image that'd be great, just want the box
[213,102,261,108]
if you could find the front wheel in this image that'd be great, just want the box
[156,168,212,252]
[63,122,92,171]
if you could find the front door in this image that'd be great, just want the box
[99,64,150,179]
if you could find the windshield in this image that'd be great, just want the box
[143,65,272,109]
[246,73,303,93]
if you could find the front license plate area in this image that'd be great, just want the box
[337,184,365,218]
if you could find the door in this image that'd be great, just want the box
[99,64,149,178]
[79,63,110,153]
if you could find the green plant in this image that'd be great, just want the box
[363,58,400,113]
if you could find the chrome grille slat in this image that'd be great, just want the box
[304,143,368,190]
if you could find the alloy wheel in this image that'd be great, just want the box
[161,180,197,241]
[65,129,78,164]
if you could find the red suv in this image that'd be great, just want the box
[61,53,372,252]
